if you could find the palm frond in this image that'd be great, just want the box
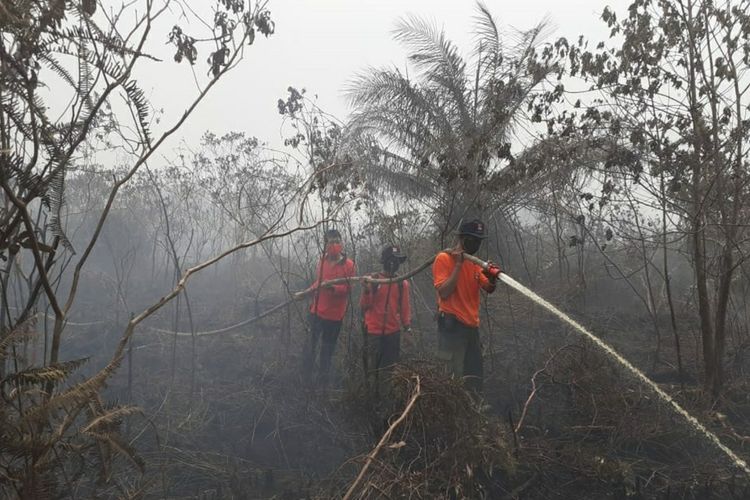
[349,110,432,159]
[346,68,459,161]
[509,16,556,71]
[392,15,472,126]
[473,17,556,148]
[473,1,502,81]
[347,68,448,130]
[346,4,554,223]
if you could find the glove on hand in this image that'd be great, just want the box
[482,263,502,282]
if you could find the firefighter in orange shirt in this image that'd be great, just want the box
[299,229,356,386]
[360,244,411,396]
[432,219,499,394]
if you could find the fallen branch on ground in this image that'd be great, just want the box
[342,376,421,500]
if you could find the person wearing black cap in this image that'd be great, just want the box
[360,244,412,396]
[432,219,499,394]
[299,228,356,386]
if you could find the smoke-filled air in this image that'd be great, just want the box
[4,0,750,498]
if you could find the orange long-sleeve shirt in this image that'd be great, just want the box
[432,251,489,327]
[360,276,411,335]
[309,255,356,321]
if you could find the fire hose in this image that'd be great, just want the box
[144,250,750,475]
[462,253,750,476]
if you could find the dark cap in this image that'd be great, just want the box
[458,219,487,239]
[324,228,341,241]
[381,244,407,263]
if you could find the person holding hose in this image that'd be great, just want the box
[432,219,500,395]
[299,228,356,386]
[360,244,412,397]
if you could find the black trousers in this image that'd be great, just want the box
[305,313,342,386]
[437,313,483,394]
[364,332,401,397]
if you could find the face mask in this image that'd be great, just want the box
[326,243,342,257]
[462,236,482,255]
[384,259,401,274]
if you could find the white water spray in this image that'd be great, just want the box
[498,272,750,476]
[140,246,750,475]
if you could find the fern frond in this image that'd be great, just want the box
[38,54,79,91]
[0,151,37,193]
[3,358,88,388]
[43,23,136,59]
[48,45,128,82]
[16,470,58,499]
[124,80,152,144]
[82,405,142,433]
[22,356,119,426]
[46,167,74,251]
[76,17,95,116]
[87,392,107,417]
[0,431,56,456]
[0,95,35,141]
[0,315,37,355]
[86,432,145,472]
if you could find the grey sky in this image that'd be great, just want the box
[132,0,631,155]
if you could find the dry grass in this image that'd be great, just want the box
[331,361,516,499]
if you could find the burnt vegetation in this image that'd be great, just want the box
[3,0,750,498]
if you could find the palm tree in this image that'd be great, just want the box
[346,2,555,240]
